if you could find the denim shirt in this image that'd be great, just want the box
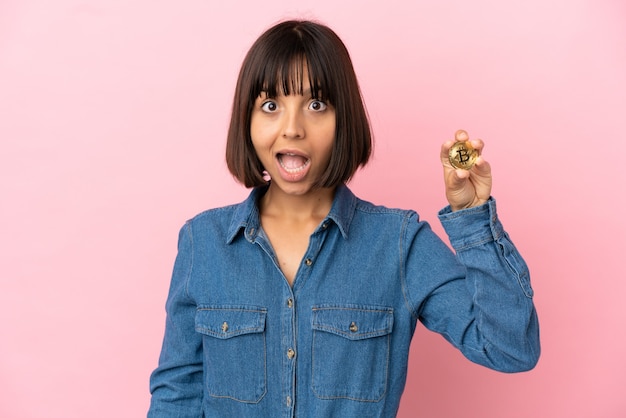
[148,185,540,417]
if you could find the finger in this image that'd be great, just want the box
[453,168,471,181]
[472,156,491,176]
[455,129,469,142]
[440,140,456,165]
[469,138,484,154]
[445,168,470,196]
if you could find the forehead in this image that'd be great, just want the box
[258,59,314,96]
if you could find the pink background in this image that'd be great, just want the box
[1,0,625,416]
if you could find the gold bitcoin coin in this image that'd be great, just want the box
[448,141,478,170]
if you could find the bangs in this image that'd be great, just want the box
[249,45,333,102]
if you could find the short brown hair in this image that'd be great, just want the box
[226,20,372,188]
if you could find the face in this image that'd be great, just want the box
[250,69,336,197]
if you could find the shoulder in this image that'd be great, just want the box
[186,187,261,228]
[346,195,428,239]
[335,185,419,222]
[353,195,419,221]
[332,186,427,238]
[187,202,240,225]
[181,191,257,246]
[178,187,265,245]
[173,205,235,247]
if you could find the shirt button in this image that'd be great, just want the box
[287,298,293,308]
[286,396,292,407]
[221,322,229,332]
[349,321,358,332]
[322,222,328,229]
[287,348,295,359]
[304,258,312,266]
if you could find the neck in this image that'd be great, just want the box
[259,183,336,222]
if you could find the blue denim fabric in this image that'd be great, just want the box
[148,185,540,417]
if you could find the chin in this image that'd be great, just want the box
[270,180,316,196]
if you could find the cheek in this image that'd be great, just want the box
[320,134,335,165]
[327,113,337,138]
[250,117,277,146]
[324,120,337,149]
[249,126,271,167]
[249,128,266,155]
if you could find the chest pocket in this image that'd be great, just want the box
[195,306,267,403]
[311,304,394,402]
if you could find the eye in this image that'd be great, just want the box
[261,100,278,112]
[309,100,327,112]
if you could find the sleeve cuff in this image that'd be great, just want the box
[437,197,505,251]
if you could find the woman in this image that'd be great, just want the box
[148,20,540,417]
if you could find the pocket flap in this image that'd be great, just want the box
[312,305,393,341]
[195,306,266,339]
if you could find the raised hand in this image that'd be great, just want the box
[440,130,492,211]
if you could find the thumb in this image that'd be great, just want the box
[447,167,470,190]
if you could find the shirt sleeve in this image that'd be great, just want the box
[403,197,540,372]
[148,222,204,417]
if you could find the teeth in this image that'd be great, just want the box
[279,153,310,173]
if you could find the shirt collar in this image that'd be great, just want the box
[324,184,356,239]
[226,184,357,244]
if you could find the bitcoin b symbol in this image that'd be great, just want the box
[456,149,470,163]
[449,141,477,170]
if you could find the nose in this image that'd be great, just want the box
[282,107,304,139]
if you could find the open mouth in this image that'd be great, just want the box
[277,153,311,174]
